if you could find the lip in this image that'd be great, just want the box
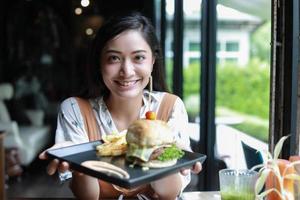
[114,79,140,89]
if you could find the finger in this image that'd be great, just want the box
[73,171,84,176]
[191,162,202,174]
[47,159,60,175]
[58,161,70,173]
[180,168,191,176]
[39,150,48,160]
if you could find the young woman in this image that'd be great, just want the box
[39,12,202,200]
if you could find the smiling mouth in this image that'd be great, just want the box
[115,80,139,87]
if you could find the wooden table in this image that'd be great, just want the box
[0,131,6,200]
[181,191,221,200]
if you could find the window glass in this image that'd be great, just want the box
[165,0,175,92]
[225,41,239,51]
[189,42,200,51]
[216,1,271,169]
[182,0,201,124]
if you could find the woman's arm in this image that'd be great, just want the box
[40,97,101,199]
[167,97,191,151]
[166,96,202,190]
[39,143,100,200]
[70,173,99,200]
[151,173,183,200]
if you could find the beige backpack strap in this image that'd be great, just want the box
[75,97,101,141]
[156,93,178,122]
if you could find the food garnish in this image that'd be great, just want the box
[145,111,156,120]
[157,144,184,161]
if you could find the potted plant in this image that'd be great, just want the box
[253,136,300,200]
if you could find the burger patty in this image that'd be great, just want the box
[149,147,165,160]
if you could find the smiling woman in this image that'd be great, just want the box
[39,12,202,200]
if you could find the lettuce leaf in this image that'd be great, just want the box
[157,145,184,161]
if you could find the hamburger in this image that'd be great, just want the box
[126,119,184,168]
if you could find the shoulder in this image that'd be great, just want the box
[59,97,93,113]
[150,91,178,101]
[60,97,79,109]
[60,97,101,115]
[60,97,99,107]
[163,92,179,100]
[161,92,184,106]
[150,91,184,106]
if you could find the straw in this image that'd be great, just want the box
[148,76,152,111]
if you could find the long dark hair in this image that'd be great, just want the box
[80,12,167,98]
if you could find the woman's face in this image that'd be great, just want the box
[100,30,154,100]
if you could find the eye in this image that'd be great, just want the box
[134,55,146,62]
[107,55,121,63]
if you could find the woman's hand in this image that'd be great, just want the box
[180,161,202,176]
[39,142,99,199]
[39,141,74,175]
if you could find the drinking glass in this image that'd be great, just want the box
[219,169,258,200]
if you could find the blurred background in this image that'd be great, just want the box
[0,0,298,199]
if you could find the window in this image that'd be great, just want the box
[216,1,271,170]
[189,42,200,51]
[189,57,199,64]
[224,57,238,63]
[225,41,239,52]
[217,42,221,51]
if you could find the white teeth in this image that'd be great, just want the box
[118,81,136,86]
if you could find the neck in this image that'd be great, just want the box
[105,94,143,131]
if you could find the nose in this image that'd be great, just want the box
[120,59,135,77]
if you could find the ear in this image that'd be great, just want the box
[151,57,155,72]
[152,56,155,65]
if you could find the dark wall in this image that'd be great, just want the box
[0,0,7,81]
[1,0,155,102]
[3,0,74,101]
[98,0,154,21]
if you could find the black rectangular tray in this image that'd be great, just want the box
[47,140,206,188]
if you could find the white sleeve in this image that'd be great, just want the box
[55,97,89,144]
[167,97,191,151]
[166,97,192,192]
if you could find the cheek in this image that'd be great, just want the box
[101,64,118,77]
[139,61,153,75]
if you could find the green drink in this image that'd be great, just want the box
[219,169,258,200]
[221,190,255,200]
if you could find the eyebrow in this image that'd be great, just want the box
[104,49,147,54]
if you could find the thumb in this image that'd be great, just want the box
[39,141,75,160]
[39,150,48,160]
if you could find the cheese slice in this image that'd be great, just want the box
[126,144,172,162]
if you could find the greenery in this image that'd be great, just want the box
[181,59,270,141]
[183,59,270,118]
[251,21,271,63]
[224,108,269,142]
[184,62,200,97]
[165,21,271,141]
[216,59,270,119]
[254,136,300,200]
